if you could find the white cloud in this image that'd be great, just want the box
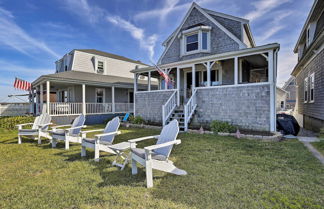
[277,50,297,87]
[107,16,158,61]
[61,0,105,24]
[134,0,215,22]
[0,59,52,75]
[244,0,291,22]
[0,7,59,58]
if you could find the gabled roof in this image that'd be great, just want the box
[158,2,248,64]
[161,3,255,48]
[293,0,324,53]
[74,49,149,66]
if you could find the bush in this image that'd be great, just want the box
[319,128,324,139]
[129,115,145,124]
[210,120,236,133]
[0,116,35,130]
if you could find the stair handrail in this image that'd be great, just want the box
[162,90,177,126]
[184,89,197,131]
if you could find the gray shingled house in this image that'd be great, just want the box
[31,49,151,124]
[131,3,279,132]
[291,0,324,132]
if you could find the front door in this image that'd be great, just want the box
[184,71,200,101]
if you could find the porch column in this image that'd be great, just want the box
[29,89,35,115]
[112,86,115,113]
[176,67,180,106]
[268,50,275,132]
[40,84,43,114]
[46,81,50,114]
[234,57,238,85]
[35,86,40,115]
[207,62,211,87]
[82,84,86,115]
[134,73,138,92]
[148,71,151,91]
[192,64,196,91]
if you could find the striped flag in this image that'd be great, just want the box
[14,78,32,91]
[151,63,172,85]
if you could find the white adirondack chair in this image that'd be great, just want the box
[17,113,52,144]
[81,117,121,161]
[129,119,187,188]
[49,114,86,150]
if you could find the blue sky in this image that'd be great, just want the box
[0,0,313,102]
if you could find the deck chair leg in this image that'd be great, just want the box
[145,159,153,188]
[37,133,41,144]
[52,138,57,148]
[132,157,138,175]
[81,145,86,157]
[94,143,99,162]
[65,138,70,150]
[18,135,22,144]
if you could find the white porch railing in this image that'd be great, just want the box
[50,102,82,116]
[162,90,177,126]
[48,102,133,116]
[184,89,197,131]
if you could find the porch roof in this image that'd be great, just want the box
[32,71,150,88]
[131,43,280,73]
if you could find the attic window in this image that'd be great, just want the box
[181,25,211,56]
[97,61,104,74]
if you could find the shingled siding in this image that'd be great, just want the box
[160,8,240,65]
[210,14,242,40]
[296,48,324,131]
[191,84,271,131]
[135,91,175,124]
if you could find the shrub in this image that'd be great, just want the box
[129,115,145,124]
[319,128,324,139]
[210,120,236,133]
[0,116,35,130]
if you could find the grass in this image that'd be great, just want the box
[0,126,323,209]
[312,140,324,156]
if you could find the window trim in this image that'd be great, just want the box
[97,61,105,74]
[95,88,105,103]
[304,77,309,103]
[180,26,211,56]
[309,72,315,103]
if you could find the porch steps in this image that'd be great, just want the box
[167,107,187,131]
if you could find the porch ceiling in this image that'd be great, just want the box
[32,71,150,89]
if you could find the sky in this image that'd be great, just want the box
[0,0,313,102]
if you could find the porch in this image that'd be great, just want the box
[31,71,147,117]
[132,44,279,131]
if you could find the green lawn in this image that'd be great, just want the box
[312,140,324,156]
[0,126,323,209]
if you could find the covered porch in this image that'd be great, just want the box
[132,44,279,131]
[31,71,147,117]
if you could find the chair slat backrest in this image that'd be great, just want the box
[40,113,51,131]
[101,117,120,143]
[31,116,41,129]
[154,120,179,158]
[70,114,85,135]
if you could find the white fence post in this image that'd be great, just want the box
[82,84,86,115]
[112,86,115,113]
[46,81,50,114]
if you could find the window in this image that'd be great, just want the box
[65,65,68,71]
[202,32,208,50]
[280,101,285,109]
[96,88,105,103]
[186,33,199,52]
[310,72,315,102]
[97,61,104,74]
[304,77,308,103]
[59,90,68,102]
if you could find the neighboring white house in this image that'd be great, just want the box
[31,49,151,124]
[131,3,279,132]
[276,87,288,112]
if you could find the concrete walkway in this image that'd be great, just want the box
[297,136,324,165]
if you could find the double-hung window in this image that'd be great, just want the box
[186,33,199,52]
[97,61,104,74]
[310,72,315,102]
[181,26,211,56]
[96,88,105,103]
[304,77,308,103]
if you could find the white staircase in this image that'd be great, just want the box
[163,89,197,131]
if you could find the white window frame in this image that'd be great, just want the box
[97,61,105,74]
[180,26,211,56]
[309,72,315,103]
[95,88,105,103]
[94,57,106,75]
[304,77,308,103]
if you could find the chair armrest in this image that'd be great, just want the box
[95,131,121,138]
[144,140,181,151]
[81,129,104,134]
[16,123,34,127]
[36,123,53,128]
[52,124,72,129]
[128,135,159,143]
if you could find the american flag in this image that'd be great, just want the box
[14,77,32,91]
[151,63,171,84]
